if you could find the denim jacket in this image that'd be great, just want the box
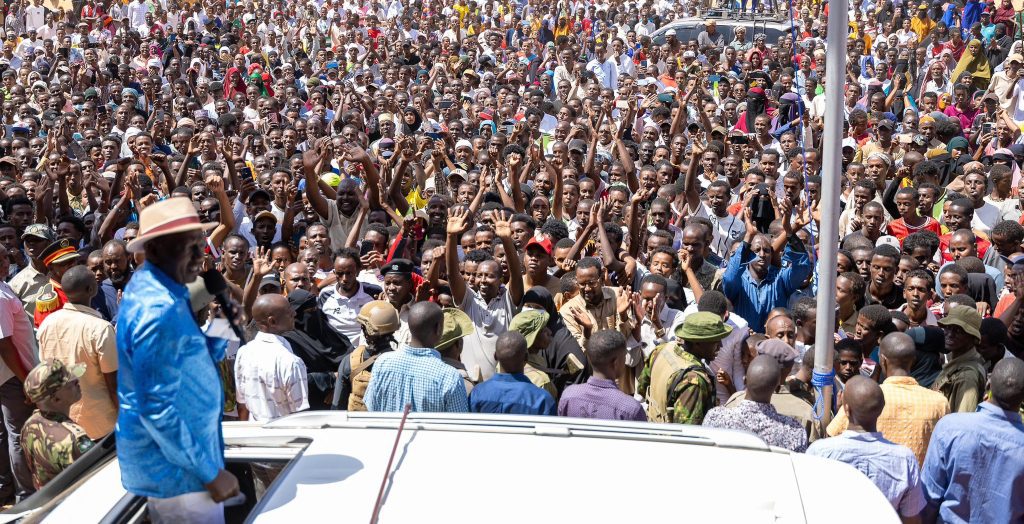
[115,263,227,498]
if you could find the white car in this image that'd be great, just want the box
[1,412,899,523]
[649,14,793,46]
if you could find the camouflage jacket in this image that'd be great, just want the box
[21,410,94,489]
[638,343,716,425]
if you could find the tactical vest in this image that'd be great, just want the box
[647,344,704,423]
[348,346,379,412]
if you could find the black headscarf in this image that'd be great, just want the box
[520,286,591,392]
[745,88,767,133]
[521,286,565,332]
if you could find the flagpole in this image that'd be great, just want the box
[810,0,848,427]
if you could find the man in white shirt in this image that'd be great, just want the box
[24,0,45,32]
[126,0,148,29]
[318,249,377,347]
[235,294,309,422]
[628,274,684,367]
[0,244,38,498]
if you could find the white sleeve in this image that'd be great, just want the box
[286,358,310,413]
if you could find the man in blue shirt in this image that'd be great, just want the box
[470,331,556,415]
[364,301,469,413]
[921,357,1024,523]
[116,198,239,523]
[722,197,812,333]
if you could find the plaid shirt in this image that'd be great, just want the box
[364,345,469,413]
[827,376,950,464]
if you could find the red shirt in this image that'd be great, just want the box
[939,232,992,263]
[886,217,942,243]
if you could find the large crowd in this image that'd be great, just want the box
[0,0,1019,521]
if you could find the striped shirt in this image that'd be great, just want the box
[827,376,950,464]
[364,345,469,413]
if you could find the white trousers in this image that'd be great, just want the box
[148,491,224,524]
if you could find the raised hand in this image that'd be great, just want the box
[252,246,273,277]
[569,306,593,336]
[205,174,225,195]
[615,287,633,315]
[491,209,513,239]
[447,206,471,235]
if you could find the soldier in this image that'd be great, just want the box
[436,308,478,394]
[32,238,80,327]
[332,300,400,411]
[20,359,94,490]
[508,309,559,401]
[638,312,732,425]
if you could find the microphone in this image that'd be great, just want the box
[201,269,247,344]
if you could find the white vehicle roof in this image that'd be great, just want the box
[23,413,900,523]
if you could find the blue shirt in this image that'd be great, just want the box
[115,263,227,498]
[721,240,812,333]
[364,345,469,413]
[469,373,556,415]
[922,402,1024,523]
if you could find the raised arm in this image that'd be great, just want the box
[683,140,703,212]
[492,209,524,305]
[445,207,472,305]
[302,138,332,220]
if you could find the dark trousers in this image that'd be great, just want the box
[0,377,34,499]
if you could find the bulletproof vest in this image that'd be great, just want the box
[647,343,704,423]
[348,346,378,412]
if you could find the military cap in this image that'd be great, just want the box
[380,258,415,276]
[21,224,53,242]
[40,238,79,267]
[675,312,733,342]
[938,305,982,340]
[437,308,475,351]
[24,359,85,403]
[509,309,550,348]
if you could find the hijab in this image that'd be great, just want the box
[951,39,992,82]
[521,286,565,332]
[743,87,767,133]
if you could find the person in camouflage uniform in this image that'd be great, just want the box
[20,359,94,489]
[638,312,732,425]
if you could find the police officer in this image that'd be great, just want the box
[20,359,94,490]
[436,308,477,393]
[638,312,732,425]
[33,238,80,327]
[332,300,400,411]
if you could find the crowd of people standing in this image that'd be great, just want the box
[0,0,1017,521]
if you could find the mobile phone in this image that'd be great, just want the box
[439,100,454,109]
[359,239,374,258]
[503,124,515,134]
[982,122,994,134]
[730,135,749,145]
[239,166,254,180]
[657,93,673,103]
[641,60,648,68]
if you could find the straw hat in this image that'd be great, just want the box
[128,197,217,253]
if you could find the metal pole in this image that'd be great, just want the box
[810,0,848,427]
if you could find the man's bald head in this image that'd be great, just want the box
[408,301,443,347]
[495,331,528,374]
[744,355,781,403]
[252,293,295,334]
[990,357,1024,409]
[61,264,97,304]
[843,376,886,429]
[880,332,917,372]
[283,262,312,292]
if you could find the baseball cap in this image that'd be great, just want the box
[21,224,53,242]
[524,237,553,256]
[568,139,588,154]
[1009,53,1024,64]
[508,309,550,348]
[876,119,895,130]
[259,272,283,291]
[253,210,278,224]
[938,305,982,340]
[247,188,272,203]
[24,359,85,404]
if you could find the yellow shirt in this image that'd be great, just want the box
[827,375,950,464]
[911,16,935,39]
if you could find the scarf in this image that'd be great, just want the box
[951,40,992,83]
